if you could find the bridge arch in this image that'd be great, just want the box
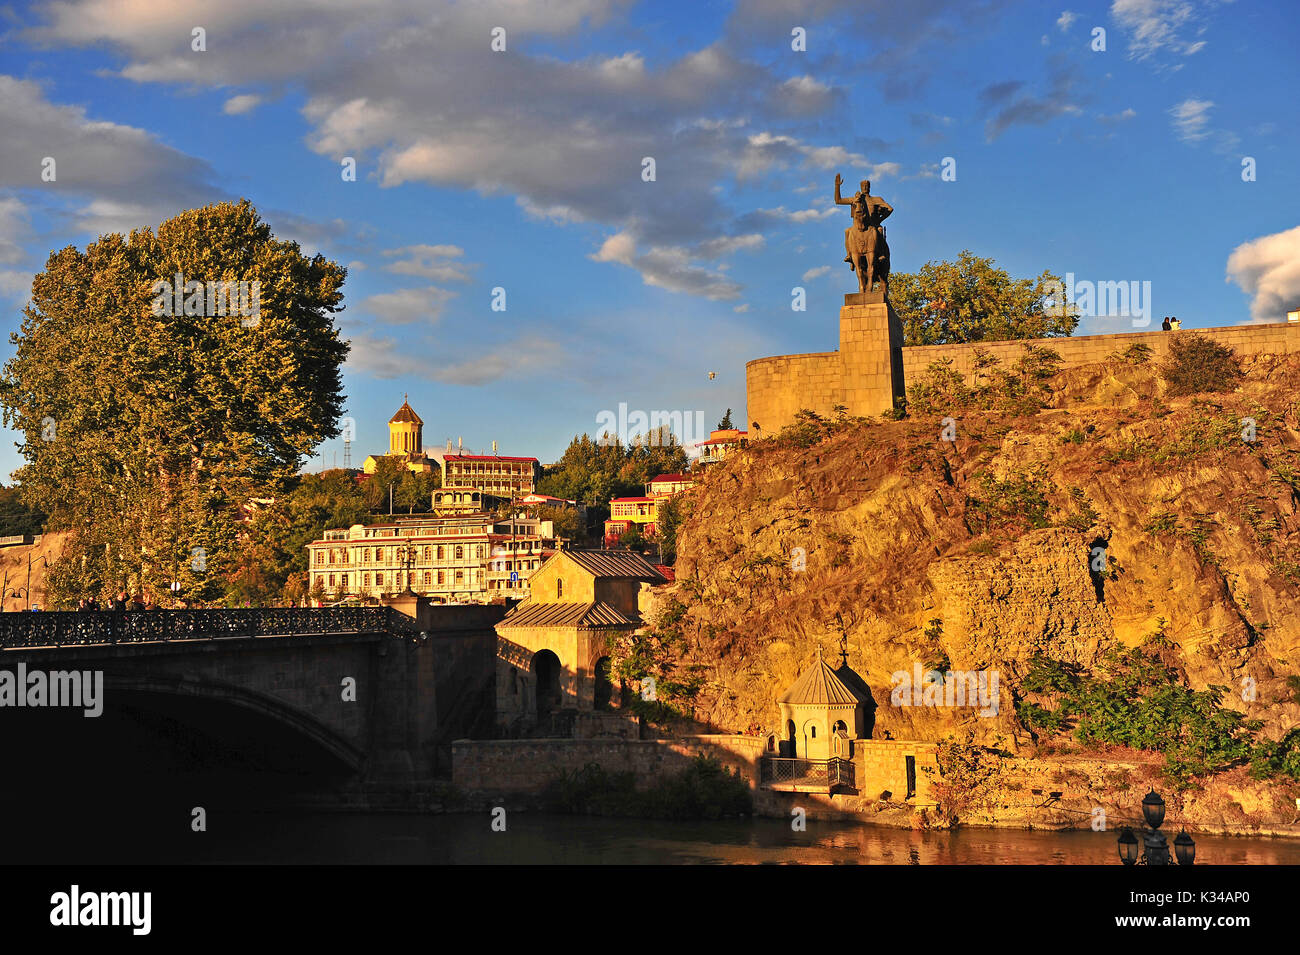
[106,673,365,774]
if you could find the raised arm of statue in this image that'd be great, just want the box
[833,173,853,205]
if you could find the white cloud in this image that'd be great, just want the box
[381,244,473,282]
[802,265,831,281]
[0,75,219,235]
[358,286,456,325]
[1111,0,1208,60]
[1057,10,1079,31]
[0,196,31,264]
[1226,226,1300,323]
[222,94,263,115]
[591,231,741,300]
[1168,97,1213,142]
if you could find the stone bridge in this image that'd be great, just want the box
[0,604,504,810]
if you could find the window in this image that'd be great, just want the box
[363,574,370,586]
[810,726,817,738]
[422,546,431,561]
[341,574,349,589]
[437,546,444,560]
[556,578,563,599]
[437,571,445,585]
[423,572,431,586]
[376,573,384,585]
[455,570,464,583]
[455,545,464,560]
[328,574,335,586]
[476,545,484,559]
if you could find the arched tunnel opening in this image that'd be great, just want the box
[0,687,361,862]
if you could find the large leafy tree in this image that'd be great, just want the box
[891,250,1079,346]
[0,200,349,606]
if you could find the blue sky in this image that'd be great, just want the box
[0,0,1296,480]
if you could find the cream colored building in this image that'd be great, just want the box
[495,549,667,732]
[307,513,555,604]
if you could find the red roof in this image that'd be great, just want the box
[654,564,676,583]
[698,434,748,445]
[610,496,653,503]
[649,473,694,484]
[445,454,538,463]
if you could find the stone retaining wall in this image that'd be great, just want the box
[747,313,1300,435]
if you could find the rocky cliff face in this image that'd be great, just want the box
[667,352,1300,754]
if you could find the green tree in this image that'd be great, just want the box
[538,430,688,533]
[395,469,436,513]
[363,457,409,513]
[0,200,348,606]
[891,250,1079,346]
[655,493,691,564]
[537,504,584,545]
[717,408,733,430]
[0,484,45,537]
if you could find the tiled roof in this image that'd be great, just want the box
[389,400,423,425]
[649,473,694,484]
[560,549,668,583]
[610,496,653,503]
[779,653,866,706]
[498,600,637,629]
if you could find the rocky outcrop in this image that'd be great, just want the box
[668,353,1300,754]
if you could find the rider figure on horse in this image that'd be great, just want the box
[835,173,893,295]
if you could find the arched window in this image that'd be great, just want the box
[556,578,564,599]
[455,545,464,560]
[810,725,817,738]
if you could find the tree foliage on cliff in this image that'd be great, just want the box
[1015,637,1260,787]
[1160,333,1242,397]
[906,344,1063,417]
[892,250,1079,346]
[0,200,349,605]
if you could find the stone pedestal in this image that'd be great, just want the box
[839,299,904,417]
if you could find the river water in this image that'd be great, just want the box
[71,812,1300,865]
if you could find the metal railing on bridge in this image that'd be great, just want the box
[758,756,855,792]
[0,606,407,650]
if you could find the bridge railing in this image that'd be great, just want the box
[0,606,400,650]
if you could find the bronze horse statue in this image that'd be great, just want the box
[835,174,892,297]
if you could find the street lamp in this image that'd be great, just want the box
[1117,827,1139,866]
[25,553,48,612]
[170,580,182,607]
[1118,790,1194,865]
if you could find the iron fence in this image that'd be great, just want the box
[759,756,855,790]
[0,606,399,650]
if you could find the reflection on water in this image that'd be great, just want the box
[72,812,1300,865]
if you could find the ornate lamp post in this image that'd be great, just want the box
[1118,790,1195,865]
[395,540,417,596]
[170,580,182,607]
